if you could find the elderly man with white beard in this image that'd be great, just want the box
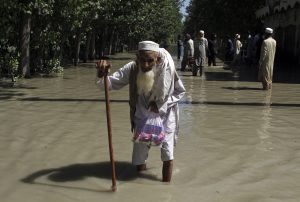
[96,41,185,182]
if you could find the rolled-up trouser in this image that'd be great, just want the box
[132,131,175,165]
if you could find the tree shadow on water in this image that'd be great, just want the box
[0,82,37,100]
[0,81,37,89]
[222,86,262,91]
[21,161,159,192]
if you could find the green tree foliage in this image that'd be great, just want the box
[95,0,183,50]
[1,0,183,78]
[184,0,265,38]
[0,0,21,77]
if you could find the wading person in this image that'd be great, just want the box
[208,33,218,66]
[231,34,243,68]
[181,33,194,71]
[225,35,234,64]
[193,30,208,76]
[258,28,276,90]
[96,41,186,182]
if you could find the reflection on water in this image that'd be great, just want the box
[257,91,272,151]
[0,57,300,202]
[175,60,300,201]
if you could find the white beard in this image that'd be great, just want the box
[137,66,156,96]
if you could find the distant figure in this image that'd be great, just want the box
[258,28,276,90]
[177,35,183,60]
[193,30,208,76]
[254,32,264,65]
[225,35,234,63]
[207,33,218,66]
[246,32,255,65]
[231,34,243,67]
[181,33,194,71]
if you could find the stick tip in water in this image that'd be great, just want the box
[111,185,117,192]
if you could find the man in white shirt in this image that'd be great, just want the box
[181,34,194,71]
[96,41,186,182]
[194,30,208,76]
[258,27,276,90]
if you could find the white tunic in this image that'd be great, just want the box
[98,48,186,164]
[194,37,208,60]
[258,37,276,85]
[98,48,185,137]
[194,37,208,66]
[184,39,194,58]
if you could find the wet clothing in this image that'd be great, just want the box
[231,39,243,66]
[258,37,276,89]
[194,37,208,67]
[208,39,218,66]
[225,39,234,62]
[97,48,186,164]
[234,39,242,58]
[181,39,194,71]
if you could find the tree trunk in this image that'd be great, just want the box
[59,34,67,65]
[100,28,107,58]
[20,12,31,78]
[129,38,135,51]
[108,29,115,55]
[89,30,95,60]
[84,31,91,62]
[112,32,119,55]
[74,30,81,66]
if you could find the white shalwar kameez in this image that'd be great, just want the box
[98,48,186,165]
[258,37,276,88]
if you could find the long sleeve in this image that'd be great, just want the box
[190,40,194,57]
[205,39,208,51]
[97,61,134,90]
[168,79,186,108]
[152,48,184,115]
[187,39,194,57]
[153,53,174,114]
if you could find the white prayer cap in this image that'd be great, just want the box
[138,41,159,52]
[199,30,204,34]
[265,27,273,34]
[235,34,240,39]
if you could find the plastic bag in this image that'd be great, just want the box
[133,112,165,146]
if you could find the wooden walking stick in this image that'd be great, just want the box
[102,62,117,191]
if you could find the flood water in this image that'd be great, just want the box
[0,53,299,202]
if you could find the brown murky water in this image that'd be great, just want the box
[0,53,299,202]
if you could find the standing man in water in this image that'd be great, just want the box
[258,27,276,90]
[181,33,194,71]
[207,33,218,67]
[193,30,208,76]
[96,41,186,182]
[225,35,234,63]
[231,34,243,68]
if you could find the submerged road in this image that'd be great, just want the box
[0,53,299,202]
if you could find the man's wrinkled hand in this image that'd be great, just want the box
[96,60,111,78]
